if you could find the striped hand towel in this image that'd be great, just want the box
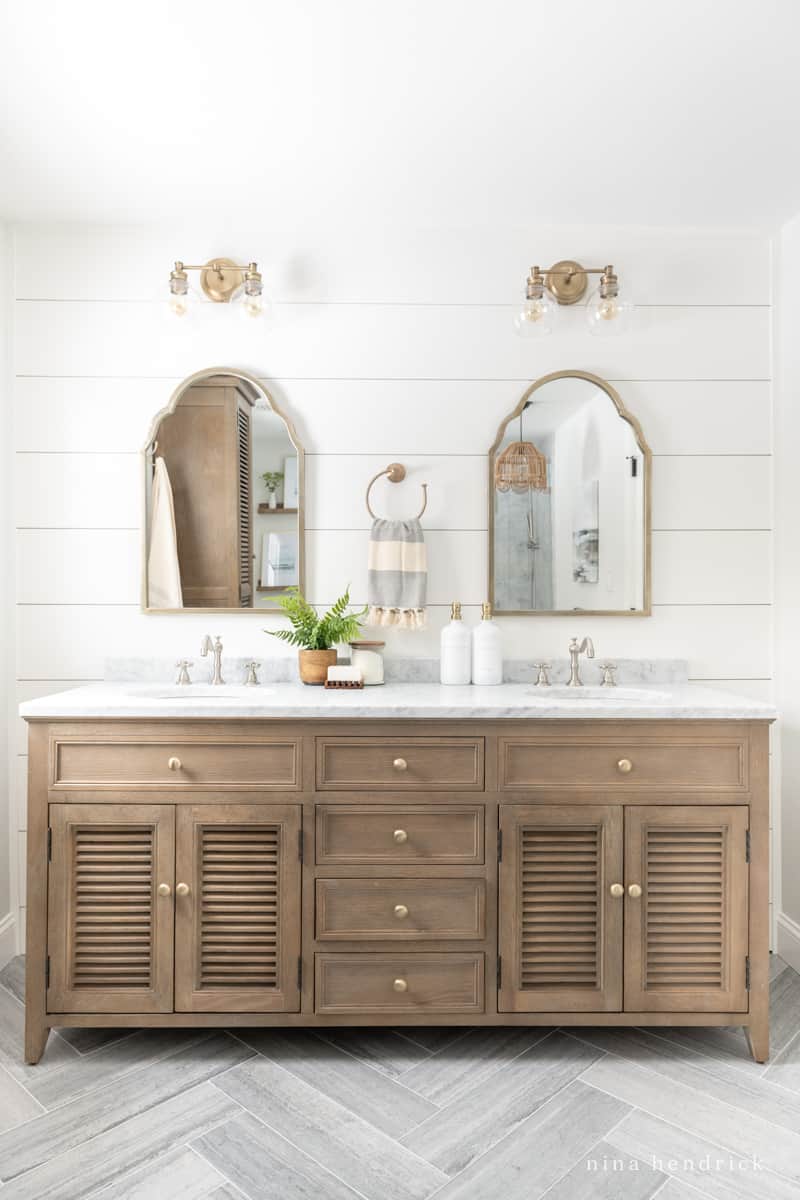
[367,518,427,629]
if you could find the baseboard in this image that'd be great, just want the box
[776,910,800,975]
[0,912,16,970]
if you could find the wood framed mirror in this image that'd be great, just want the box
[489,370,651,616]
[142,367,305,613]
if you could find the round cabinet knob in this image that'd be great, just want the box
[157,883,172,897]
[628,883,643,899]
[168,756,182,772]
[393,828,409,844]
[394,904,409,920]
[609,883,624,898]
[393,757,408,772]
[175,882,191,897]
[393,978,408,993]
[617,758,633,774]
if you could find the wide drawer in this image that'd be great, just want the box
[316,737,484,790]
[50,735,301,790]
[315,805,485,865]
[315,953,485,1014]
[316,878,486,941]
[499,735,748,793]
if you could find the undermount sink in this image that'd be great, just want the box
[526,685,671,702]
[129,685,274,700]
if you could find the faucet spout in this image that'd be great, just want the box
[200,634,225,685]
[567,636,595,687]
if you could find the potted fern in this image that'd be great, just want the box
[267,587,367,684]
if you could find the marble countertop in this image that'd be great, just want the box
[19,680,777,721]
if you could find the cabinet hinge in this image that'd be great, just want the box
[45,956,50,988]
[497,955,502,987]
[298,829,304,863]
[297,957,303,989]
[497,829,503,862]
[746,956,751,991]
[745,830,751,863]
[47,828,52,862]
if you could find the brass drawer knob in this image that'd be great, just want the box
[628,883,643,899]
[609,883,624,898]
[393,828,409,844]
[617,758,633,774]
[157,883,172,897]
[168,756,182,771]
[175,882,191,897]
[393,757,408,772]
[393,977,408,993]
[394,904,409,920]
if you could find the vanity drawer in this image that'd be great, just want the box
[316,737,484,791]
[499,735,748,793]
[316,878,486,941]
[315,953,485,1014]
[50,736,301,791]
[316,805,485,865]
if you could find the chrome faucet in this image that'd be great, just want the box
[567,636,595,687]
[200,635,225,685]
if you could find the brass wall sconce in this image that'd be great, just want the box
[514,260,633,338]
[168,258,266,319]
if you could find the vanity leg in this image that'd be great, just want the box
[746,1017,769,1064]
[24,1017,50,1065]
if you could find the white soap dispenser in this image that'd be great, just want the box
[472,601,503,685]
[440,601,471,685]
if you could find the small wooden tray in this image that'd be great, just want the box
[324,679,365,690]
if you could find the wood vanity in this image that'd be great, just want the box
[23,713,772,1063]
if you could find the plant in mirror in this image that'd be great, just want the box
[143,368,304,613]
[489,370,651,616]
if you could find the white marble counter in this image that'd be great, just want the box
[19,681,776,721]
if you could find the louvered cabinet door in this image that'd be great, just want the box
[499,805,623,1013]
[47,804,175,1013]
[174,805,301,1013]
[624,806,749,1013]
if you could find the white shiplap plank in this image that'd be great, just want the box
[14,302,770,381]
[14,377,168,452]
[12,226,771,305]
[14,682,97,755]
[14,453,140,528]
[652,456,771,530]
[652,531,771,605]
[13,757,27,834]
[619,380,772,456]
[16,530,140,603]
[17,834,26,909]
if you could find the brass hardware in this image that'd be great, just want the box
[393,757,408,772]
[175,660,193,685]
[157,883,172,897]
[599,663,617,687]
[609,883,624,898]
[199,258,244,302]
[168,756,182,771]
[393,828,409,844]
[175,882,190,897]
[544,259,590,305]
[567,636,595,687]
[628,883,643,898]
[533,663,552,686]
[393,978,409,992]
[394,904,409,919]
[365,463,428,521]
[617,758,633,774]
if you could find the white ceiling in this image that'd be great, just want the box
[2,0,799,229]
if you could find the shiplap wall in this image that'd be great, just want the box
[7,224,774,952]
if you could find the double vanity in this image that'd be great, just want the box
[21,669,774,1063]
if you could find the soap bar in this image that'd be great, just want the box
[327,664,363,682]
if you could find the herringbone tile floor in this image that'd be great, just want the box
[1,955,800,1199]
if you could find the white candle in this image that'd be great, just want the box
[350,645,385,685]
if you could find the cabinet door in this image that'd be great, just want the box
[175,805,301,1013]
[47,804,175,1013]
[624,806,749,1013]
[499,806,623,1012]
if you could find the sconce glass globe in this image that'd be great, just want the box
[585,287,634,336]
[514,291,557,337]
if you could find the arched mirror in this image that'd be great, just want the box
[143,367,304,612]
[489,370,651,615]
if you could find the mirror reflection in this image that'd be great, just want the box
[145,371,304,611]
[490,372,649,614]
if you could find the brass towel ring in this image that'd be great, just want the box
[365,462,428,520]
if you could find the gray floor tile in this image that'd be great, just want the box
[0,1082,240,1200]
[399,1025,553,1105]
[0,1033,253,1181]
[654,1182,716,1200]
[403,1030,604,1176]
[234,1028,436,1135]
[208,1189,247,1200]
[536,1137,665,1200]
[87,1145,228,1200]
[581,1055,800,1184]
[0,959,26,1005]
[767,967,800,1057]
[193,1110,364,1200]
[770,954,789,983]
[0,1063,44,1132]
[0,985,79,1084]
[607,1108,798,1200]
[434,1080,630,1200]
[397,1028,473,1054]
[764,1028,800,1093]
[212,1054,447,1200]
[56,1026,136,1055]
[314,1027,436,1078]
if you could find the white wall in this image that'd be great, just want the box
[7,224,774,953]
[0,224,14,964]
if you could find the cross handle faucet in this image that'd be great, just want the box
[567,636,595,687]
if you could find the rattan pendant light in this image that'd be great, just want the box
[494,411,549,493]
